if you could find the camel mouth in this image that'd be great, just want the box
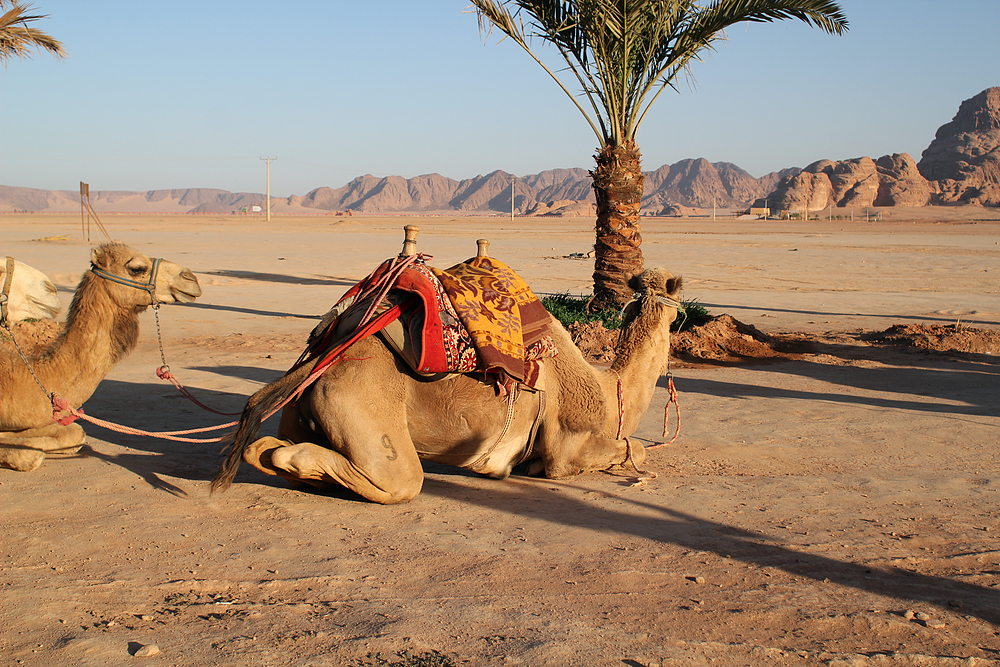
[168,272,203,304]
[170,283,202,303]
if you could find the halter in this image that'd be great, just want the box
[90,257,163,304]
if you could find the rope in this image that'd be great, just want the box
[647,374,681,450]
[151,303,242,416]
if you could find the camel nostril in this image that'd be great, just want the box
[180,270,196,282]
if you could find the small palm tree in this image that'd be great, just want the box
[470,0,847,311]
[1,0,66,65]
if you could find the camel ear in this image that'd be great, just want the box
[91,246,108,269]
[626,272,641,291]
[666,276,683,299]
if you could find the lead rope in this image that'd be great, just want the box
[151,303,241,416]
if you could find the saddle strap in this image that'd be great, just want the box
[469,384,520,470]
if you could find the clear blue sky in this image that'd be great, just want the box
[2,1,998,197]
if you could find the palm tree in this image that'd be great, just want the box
[469,0,847,311]
[1,0,66,65]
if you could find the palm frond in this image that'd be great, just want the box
[470,0,847,147]
[1,2,66,65]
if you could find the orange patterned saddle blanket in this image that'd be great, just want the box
[300,255,557,389]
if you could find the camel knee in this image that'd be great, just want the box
[270,442,422,504]
[0,446,46,472]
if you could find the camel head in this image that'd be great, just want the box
[0,258,61,322]
[89,243,202,311]
[621,268,683,324]
[613,268,683,373]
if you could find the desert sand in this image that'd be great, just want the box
[2,208,1000,666]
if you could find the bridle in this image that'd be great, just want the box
[90,257,163,304]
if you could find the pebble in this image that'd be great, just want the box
[134,644,160,657]
[914,612,930,621]
[903,610,915,620]
[925,619,946,629]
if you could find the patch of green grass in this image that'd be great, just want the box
[541,293,622,330]
[541,293,710,332]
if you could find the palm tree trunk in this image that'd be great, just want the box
[589,140,645,312]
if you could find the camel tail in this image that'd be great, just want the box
[210,362,313,493]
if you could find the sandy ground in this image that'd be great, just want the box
[2,209,1000,667]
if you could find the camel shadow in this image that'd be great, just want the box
[72,378,266,483]
[419,479,1000,627]
[186,364,288,384]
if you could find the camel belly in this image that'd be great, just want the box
[404,373,537,478]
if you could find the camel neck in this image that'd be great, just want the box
[35,273,141,407]
[608,301,673,436]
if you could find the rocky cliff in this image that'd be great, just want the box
[918,87,1000,206]
[764,153,932,212]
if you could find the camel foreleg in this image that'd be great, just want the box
[538,430,645,479]
[0,423,86,471]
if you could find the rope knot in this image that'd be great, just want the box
[51,395,83,425]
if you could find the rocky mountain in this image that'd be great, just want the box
[762,153,932,212]
[918,86,1000,206]
[641,158,798,212]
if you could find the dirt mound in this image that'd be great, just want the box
[862,323,1000,355]
[566,320,619,363]
[0,319,62,356]
[672,314,788,364]
[567,314,789,365]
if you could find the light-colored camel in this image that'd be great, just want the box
[0,257,61,322]
[213,268,682,504]
[0,243,202,472]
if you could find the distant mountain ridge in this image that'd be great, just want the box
[0,161,792,216]
[5,87,999,215]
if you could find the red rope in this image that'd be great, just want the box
[646,374,680,450]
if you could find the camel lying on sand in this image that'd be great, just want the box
[1,257,62,322]
[213,265,682,504]
[0,243,202,472]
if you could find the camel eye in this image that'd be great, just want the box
[127,263,147,277]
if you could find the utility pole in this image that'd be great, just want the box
[260,157,276,222]
[511,176,515,221]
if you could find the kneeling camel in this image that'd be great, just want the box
[213,267,682,504]
[0,257,61,322]
[0,243,202,472]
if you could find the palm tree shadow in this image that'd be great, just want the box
[665,347,1000,418]
[419,478,1000,626]
[201,270,357,287]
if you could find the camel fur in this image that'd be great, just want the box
[1,257,61,322]
[213,268,682,504]
[0,243,202,472]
